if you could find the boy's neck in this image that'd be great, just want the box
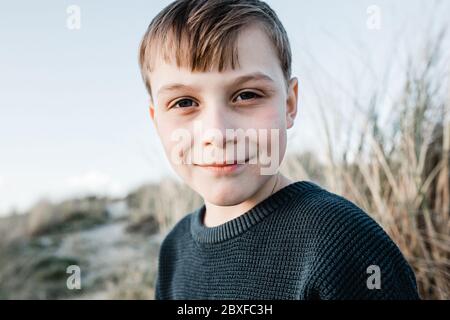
[202,173,293,227]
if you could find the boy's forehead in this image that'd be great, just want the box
[149,24,284,98]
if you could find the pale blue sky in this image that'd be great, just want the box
[0,0,447,215]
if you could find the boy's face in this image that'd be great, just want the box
[147,24,298,206]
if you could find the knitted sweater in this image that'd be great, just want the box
[155,180,420,299]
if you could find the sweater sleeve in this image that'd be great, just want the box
[309,195,420,300]
[153,234,169,300]
[154,274,161,300]
[151,213,193,300]
[153,243,164,300]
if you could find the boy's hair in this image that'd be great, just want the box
[138,0,292,100]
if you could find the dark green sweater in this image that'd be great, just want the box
[155,181,420,299]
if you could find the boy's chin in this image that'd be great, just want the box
[196,179,262,206]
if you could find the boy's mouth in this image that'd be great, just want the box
[194,158,250,167]
[194,158,250,174]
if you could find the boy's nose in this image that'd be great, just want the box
[199,105,237,148]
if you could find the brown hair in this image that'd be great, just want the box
[138,0,292,100]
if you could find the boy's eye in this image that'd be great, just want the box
[235,91,261,102]
[171,98,198,109]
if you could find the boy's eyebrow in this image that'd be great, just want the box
[156,72,275,98]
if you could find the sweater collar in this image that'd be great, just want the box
[190,180,320,244]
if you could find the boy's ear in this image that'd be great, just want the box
[148,103,159,130]
[286,77,298,129]
[149,100,157,122]
[149,104,155,120]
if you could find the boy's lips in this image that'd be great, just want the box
[194,158,250,167]
[194,158,250,174]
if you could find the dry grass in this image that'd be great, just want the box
[126,179,203,233]
[26,196,109,237]
[282,27,449,299]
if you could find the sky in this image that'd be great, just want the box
[0,0,448,216]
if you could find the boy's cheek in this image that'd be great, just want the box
[251,102,287,129]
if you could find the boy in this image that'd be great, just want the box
[138,0,420,299]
